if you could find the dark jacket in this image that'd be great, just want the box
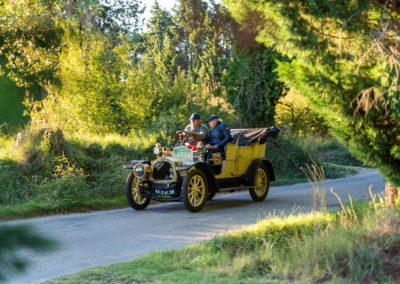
[208,121,231,148]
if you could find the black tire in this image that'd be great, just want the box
[249,163,270,202]
[207,191,216,201]
[182,169,208,212]
[125,172,151,210]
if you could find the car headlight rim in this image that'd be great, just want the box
[134,164,146,178]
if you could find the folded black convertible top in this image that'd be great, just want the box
[230,126,280,146]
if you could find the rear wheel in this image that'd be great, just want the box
[182,169,208,212]
[125,172,151,210]
[249,164,269,202]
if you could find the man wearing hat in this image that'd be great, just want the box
[182,113,208,144]
[205,115,231,161]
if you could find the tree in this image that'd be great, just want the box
[275,91,329,138]
[224,0,400,191]
[0,0,64,87]
[96,0,144,38]
[222,44,286,127]
[0,0,144,89]
[142,2,183,80]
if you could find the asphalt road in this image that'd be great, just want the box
[4,168,385,284]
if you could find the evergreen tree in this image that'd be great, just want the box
[174,0,209,77]
[143,2,182,80]
[222,44,286,127]
[225,0,400,189]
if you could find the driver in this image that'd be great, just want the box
[184,113,208,144]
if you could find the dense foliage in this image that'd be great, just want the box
[0,0,288,137]
[225,0,400,188]
[275,91,329,138]
[223,44,286,127]
[0,129,156,210]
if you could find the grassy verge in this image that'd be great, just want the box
[45,202,400,283]
[0,197,126,221]
[0,130,156,220]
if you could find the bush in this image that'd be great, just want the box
[0,129,152,211]
[34,175,91,210]
[266,135,311,183]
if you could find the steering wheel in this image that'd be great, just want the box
[176,131,188,142]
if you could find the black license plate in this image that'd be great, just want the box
[155,189,175,195]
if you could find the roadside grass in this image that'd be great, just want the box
[46,203,400,283]
[0,130,155,219]
[0,197,126,221]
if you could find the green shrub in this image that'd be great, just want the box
[266,135,311,182]
[34,175,91,210]
[305,138,364,167]
[266,135,359,185]
[0,129,152,213]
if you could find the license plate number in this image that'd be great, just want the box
[155,189,174,195]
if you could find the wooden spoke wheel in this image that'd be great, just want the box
[249,164,270,202]
[182,169,208,212]
[125,172,151,210]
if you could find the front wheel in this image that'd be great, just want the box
[249,164,270,202]
[125,172,151,210]
[182,169,208,212]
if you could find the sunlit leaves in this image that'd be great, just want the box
[0,0,63,87]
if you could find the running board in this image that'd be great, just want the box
[218,185,255,192]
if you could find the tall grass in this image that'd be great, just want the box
[301,136,364,167]
[0,129,158,218]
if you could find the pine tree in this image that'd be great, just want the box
[222,44,286,127]
[225,0,400,191]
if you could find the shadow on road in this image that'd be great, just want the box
[140,194,278,214]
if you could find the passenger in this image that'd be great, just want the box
[205,115,231,161]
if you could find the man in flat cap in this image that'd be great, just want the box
[176,113,208,145]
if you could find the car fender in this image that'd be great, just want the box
[194,162,219,192]
[262,160,275,181]
[246,159,275,184]
[245,159,262,185]
[123,160,151,169]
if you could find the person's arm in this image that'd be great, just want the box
[194,124,208,141]
[216,124,230,148]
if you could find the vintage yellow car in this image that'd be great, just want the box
[123,127,280,212]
